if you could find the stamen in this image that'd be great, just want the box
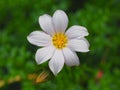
[52,33,68,49]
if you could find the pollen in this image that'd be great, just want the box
[52,33,68,49]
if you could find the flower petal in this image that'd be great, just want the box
[63,47,80,66]
[68,38,90,52]
[35,46,55,64]
[65,25,89,39]
[49,50,64,76]
[53,10,68,33]
[39,14,55,35]
[27,31,51,47]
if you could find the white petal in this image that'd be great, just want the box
[68,38,90,52]
[53,10,68,33]
[39,14,55,35]
[49,50,64,76]
[27,31,51,47]
[35,46,55,64]
[62,47,80,66]
[65,25,89,39]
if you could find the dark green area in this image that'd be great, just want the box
[0,0,120,90]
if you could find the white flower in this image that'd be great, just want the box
[27,10,89,76]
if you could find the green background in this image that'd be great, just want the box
[0,0,120,90]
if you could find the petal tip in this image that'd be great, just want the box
[53,72,58,76]
[27,35,31,43]
[55,9,65,13]
[35,52,40,64]
[27,36,29,40]
[84,49,90,52]
[87,49,90,52]
[86,32,89,36]
[83,49,90,52]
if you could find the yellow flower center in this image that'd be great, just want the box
[52,33,68,49]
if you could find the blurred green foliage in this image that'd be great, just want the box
[0,0,120,90]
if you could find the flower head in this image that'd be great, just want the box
[27,10,89,75]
